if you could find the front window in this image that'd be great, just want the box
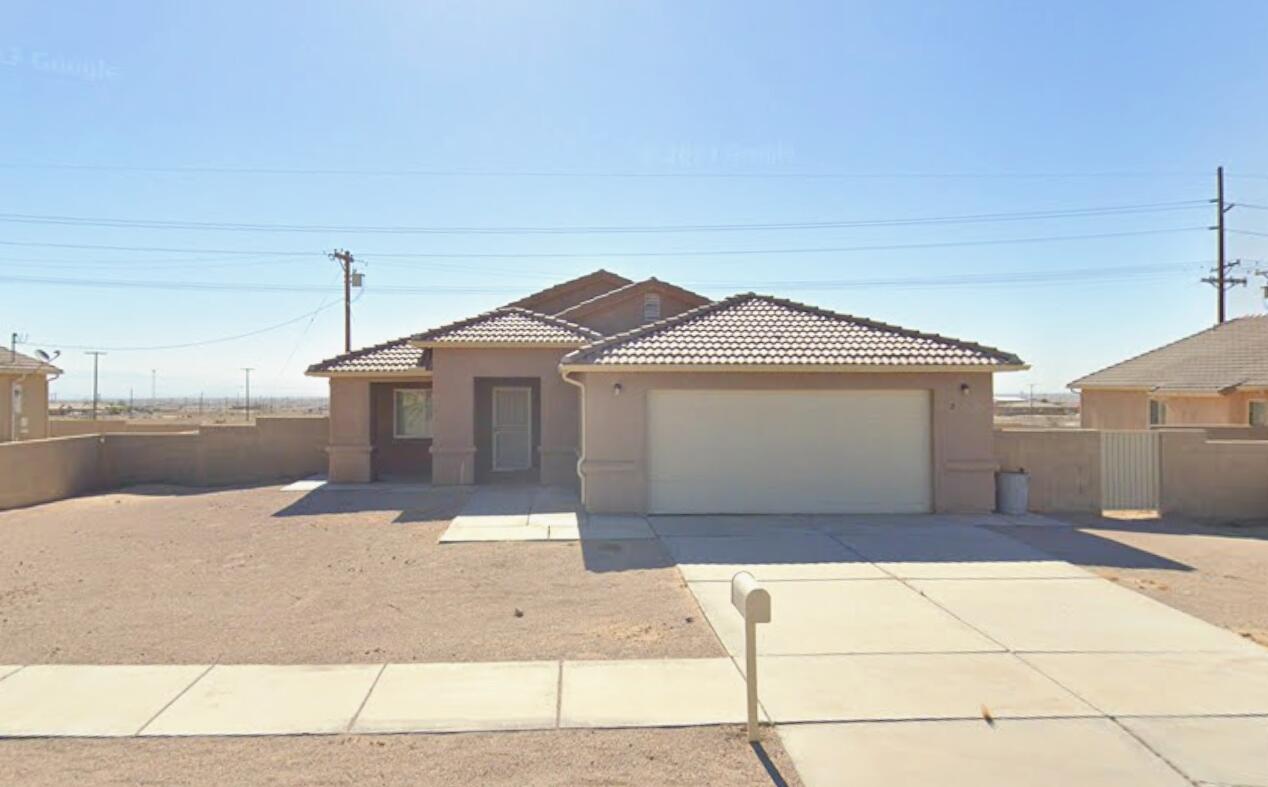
[1251,401,1268,427]
[1148,399,1167,426]
[394,389,433,439]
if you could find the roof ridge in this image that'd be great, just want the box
[1068,319,1236,389]
[565,292,1023,366]
[553,277,710,318]
[305,333,421,373]
[506,269,632,309]
[747,293,1025,366]
[412,305,602,344]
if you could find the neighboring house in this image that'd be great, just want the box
[0,350,62,443]
[307,270,1025,514]
[1070,315,1268,430]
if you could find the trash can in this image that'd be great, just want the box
[996,470,1029,515]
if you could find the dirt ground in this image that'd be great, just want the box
[0,726,802,787]
[996,515,1268,648]
[0,485,720,663]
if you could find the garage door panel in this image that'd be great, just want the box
[648,389,932,514]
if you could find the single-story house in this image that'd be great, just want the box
[307,270,1026,514]
[0,349,62,443]
[1070,315,1268,430]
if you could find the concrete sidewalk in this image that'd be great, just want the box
[0,658,755,737]
[438,486,654,542]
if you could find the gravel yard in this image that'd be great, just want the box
[0,485,720,664]
[996,515,1268,648]
[0,727,802,787]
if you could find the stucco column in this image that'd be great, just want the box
[429,350,476,485]
[327,378,373,483]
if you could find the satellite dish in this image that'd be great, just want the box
[35,349,60,362]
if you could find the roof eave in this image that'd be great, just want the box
[414,340,589,350]
[559,362,1030,374]
[305,369,434,379]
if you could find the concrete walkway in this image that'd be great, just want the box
[439,486,654,542]
[0,658,756,737]
[665,515,1268,786]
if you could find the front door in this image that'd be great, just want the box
[491,386,533,472]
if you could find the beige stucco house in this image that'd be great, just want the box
[0,350,61,443]
[308,271,1026,514]
[1071,315,1268,430]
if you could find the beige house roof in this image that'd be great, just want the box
[1070,314,1268,392]
[412,307,602,347]
[307,337,431,376]
[0,349,62,375]
[508,270,633,312]
[561,293,1024,369]
[553,277,710,320]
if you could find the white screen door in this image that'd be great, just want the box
[491,386,533,471]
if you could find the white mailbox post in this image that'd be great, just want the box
[731,571,772,742]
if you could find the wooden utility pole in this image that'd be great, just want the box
[329,249,357,352]
[1217,166,1227,323]
[85,351,105,420]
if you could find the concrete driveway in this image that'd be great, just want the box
[656,514,1268,787]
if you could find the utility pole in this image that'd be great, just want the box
[242,368,254,422]
[1203,166,1246,324]
[328,249,361,352]
[85,351,106,420]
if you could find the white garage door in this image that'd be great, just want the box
[647,389,932,514]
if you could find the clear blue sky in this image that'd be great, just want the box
[4,1,1268,400]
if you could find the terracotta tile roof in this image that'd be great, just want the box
[553,277,710,319]
[0,349,62,375]
[306,337,431,375]
[412,307,602,346]
[507,269,633,311]
[562,293,1024,368]
[1070,315,1268,391]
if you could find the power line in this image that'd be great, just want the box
[0,225,1211,260]
[0,200,1210,235]
[1230,228,1268,238]
[0,162,1227,179]
[4,260,1210,300]
[31,297,351,350]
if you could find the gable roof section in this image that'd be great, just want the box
[1070,315,1268,392]
[553,277,710,319]
[508,269,633,311]
[412,307,602,347]
[306,336,431,376]
[0,349,62,375]
[562,293,1025,369]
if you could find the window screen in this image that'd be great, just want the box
[394,389,433,438]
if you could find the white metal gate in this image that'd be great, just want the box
[1100,431,1160,510]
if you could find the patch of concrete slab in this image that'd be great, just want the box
[141,664,382,736]
[662,533,886,581]
[0,665,22,682]
[1120,716,1268,787]
[559,658,754,728]
[353,661,558,733]
[440,486,655,542]
[830,523,1092,579]
[650,514,820,538]
[690,578,1003,656]
[0,665,209,737]
[754,653,1096,723]
[1021,651,1268,716]
[912,576,1262,653]
[777,718,1194,787]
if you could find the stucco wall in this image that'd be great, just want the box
[994,429,1101,511]
[1,372,51,442]
[0,434,101,509]
[431,348,579,486]
[0,417,328,511]
[575,370,998,514]
[1079,389,1148,429]
[1159,430,1268,519]
[49,419,204,437]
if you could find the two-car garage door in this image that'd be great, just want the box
[647,389,933,514]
